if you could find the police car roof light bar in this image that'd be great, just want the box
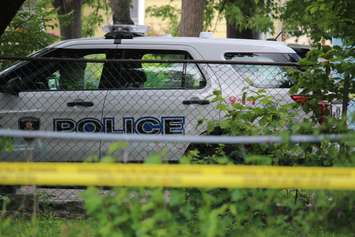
[103,24,147,40]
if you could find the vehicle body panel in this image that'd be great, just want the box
[0,35,298,161]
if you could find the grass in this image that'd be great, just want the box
[0,216,95,237]
[0,215,353,237]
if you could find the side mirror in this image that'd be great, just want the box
[0,76,21,95]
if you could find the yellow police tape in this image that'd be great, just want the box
[0,163,355,190]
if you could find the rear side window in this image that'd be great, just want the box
[225,53,297,88]
[99,50,206,90]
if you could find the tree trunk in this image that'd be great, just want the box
[0,0,25,37]
[53,0,83,39]
[110,0,134,25]
[180,0,206,37]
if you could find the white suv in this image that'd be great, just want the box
[0,26,299,162]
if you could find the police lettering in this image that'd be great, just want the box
[53,116,185,135]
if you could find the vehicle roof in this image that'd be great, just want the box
[49,36,296,60]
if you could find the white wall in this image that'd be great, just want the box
[130,0,145,25]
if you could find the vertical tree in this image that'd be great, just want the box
[180,0,206,37]
[110,0,134,24]
[53,0,83,39]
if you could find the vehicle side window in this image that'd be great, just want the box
[2,49,206,92]
[225,53,293,88]
[99,50,206,90]
[83,54,105,89]
[4,50,107,92]
[37,53,105,91]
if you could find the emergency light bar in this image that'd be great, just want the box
[103,24,147,39]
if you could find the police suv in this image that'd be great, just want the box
[0,25,299,162]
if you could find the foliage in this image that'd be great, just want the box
[203,88,352,166]
[222,0,277,34]
[282,0,355,44]
[0,138,13,153]
[0,216,95,237]
[81,88,354,236]
[277,0,355,145]
[146,0,277,36]
[0,0,110,58]
[289,45,355,125]
[81,0,110,37]
[82,145,355,237]
[146,0,217,36]
[0,0,57,57]
[146,3,180,36]
[0,1,354,236]
[1,211,354,237]
[206,0,279,34]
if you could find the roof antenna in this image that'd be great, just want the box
[267,31,283,41]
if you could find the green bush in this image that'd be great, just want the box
[0,0,57,69]
[82,88,354,236]
[82,186,355,236]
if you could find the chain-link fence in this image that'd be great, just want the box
[0,56,353,205]
[0,130,352,217]
[0,56,302,161]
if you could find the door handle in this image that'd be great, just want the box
[67,100,94,107]
[182,99,210,105]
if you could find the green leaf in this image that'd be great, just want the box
[145,152,162,164]
[245,155,272,165]
[107,142,129,155]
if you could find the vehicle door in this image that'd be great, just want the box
[0,48,111,161]
[101,47,219,162]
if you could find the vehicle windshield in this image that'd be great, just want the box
[225,53,299,88]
